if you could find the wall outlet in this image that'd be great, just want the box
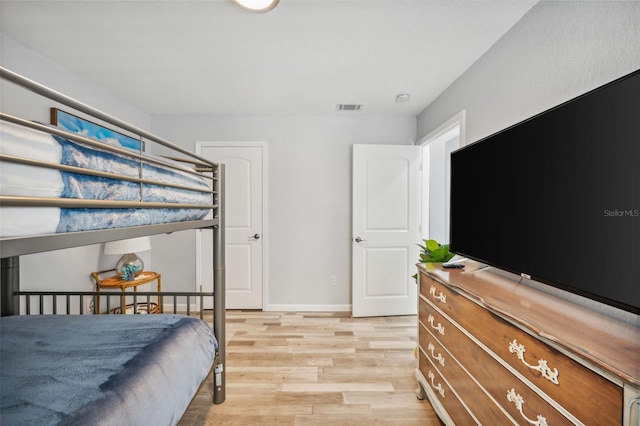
[330,275,337,286]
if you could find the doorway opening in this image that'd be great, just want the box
[419,111,465,244]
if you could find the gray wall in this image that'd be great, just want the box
[151,115,416,309]
[416,1,640,318]
[418,1,640,144]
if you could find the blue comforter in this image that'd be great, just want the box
[0,315,216,426]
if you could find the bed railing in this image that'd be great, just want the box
[0,67,212,168]
[15,290,215,318]
[0,67,219,217]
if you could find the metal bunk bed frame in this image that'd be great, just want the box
[0,66,226,404]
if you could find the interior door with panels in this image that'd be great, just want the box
[197,142,265,310]
[352,144,420,317]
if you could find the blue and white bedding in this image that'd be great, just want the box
[0,121,212,237]
[0,314,217,426]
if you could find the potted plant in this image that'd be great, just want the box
[413,239,454,281]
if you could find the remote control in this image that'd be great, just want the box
[443,263,465,269]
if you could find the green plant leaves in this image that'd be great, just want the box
[414,238,455,283]
[416,239,455,263]
[425,239,440,252]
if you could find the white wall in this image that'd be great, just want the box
[151,116,416,309]
[417,1,640,144]
[1,35,154,293]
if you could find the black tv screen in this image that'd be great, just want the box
[450,69,640,314]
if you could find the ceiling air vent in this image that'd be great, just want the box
[336,103,363,111]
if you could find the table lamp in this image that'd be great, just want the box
[104,237,151,280]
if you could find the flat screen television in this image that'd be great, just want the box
[449,69,640,314]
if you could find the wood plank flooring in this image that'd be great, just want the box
[179,311,442,425]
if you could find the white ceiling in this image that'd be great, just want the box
[0,0,537,117]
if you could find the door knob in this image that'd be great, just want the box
[354,236,367,243]
[250,233,261,240]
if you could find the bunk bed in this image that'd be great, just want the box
[0,67,226,426]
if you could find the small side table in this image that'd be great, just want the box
[90,269,162,314]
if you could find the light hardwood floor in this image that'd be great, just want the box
[180,311,442,425]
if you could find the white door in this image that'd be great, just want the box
[352,144,420,317]
[197,142,265,309]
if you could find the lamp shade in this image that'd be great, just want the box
[104,237,151,255]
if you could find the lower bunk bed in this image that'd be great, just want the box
[1,313,216,426]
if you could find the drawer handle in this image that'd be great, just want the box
[508,339,559,385]
[507,388,549,426]
[427,342,445,366]
[628,397,640,424]
[427,314,445,335]
[428,370,445,398]
[429,285,446,303]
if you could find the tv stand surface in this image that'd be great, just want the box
[416,262,639,425]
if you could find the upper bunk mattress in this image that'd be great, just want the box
[0,121,213,237]
[0,314,217,426]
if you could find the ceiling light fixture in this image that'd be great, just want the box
[395,93,411,103]
[232,0,279,12]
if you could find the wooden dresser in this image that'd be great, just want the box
[416,262,639,425]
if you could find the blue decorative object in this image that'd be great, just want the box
[105,239,151,281]
[120,263,141,281]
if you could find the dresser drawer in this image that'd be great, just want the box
[418,349,478,425]
[420,272,623,425]
[419,324,514,425]
[420,297,576,425]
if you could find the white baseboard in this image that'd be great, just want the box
[163,302,351,313]
[263,304,352,312]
